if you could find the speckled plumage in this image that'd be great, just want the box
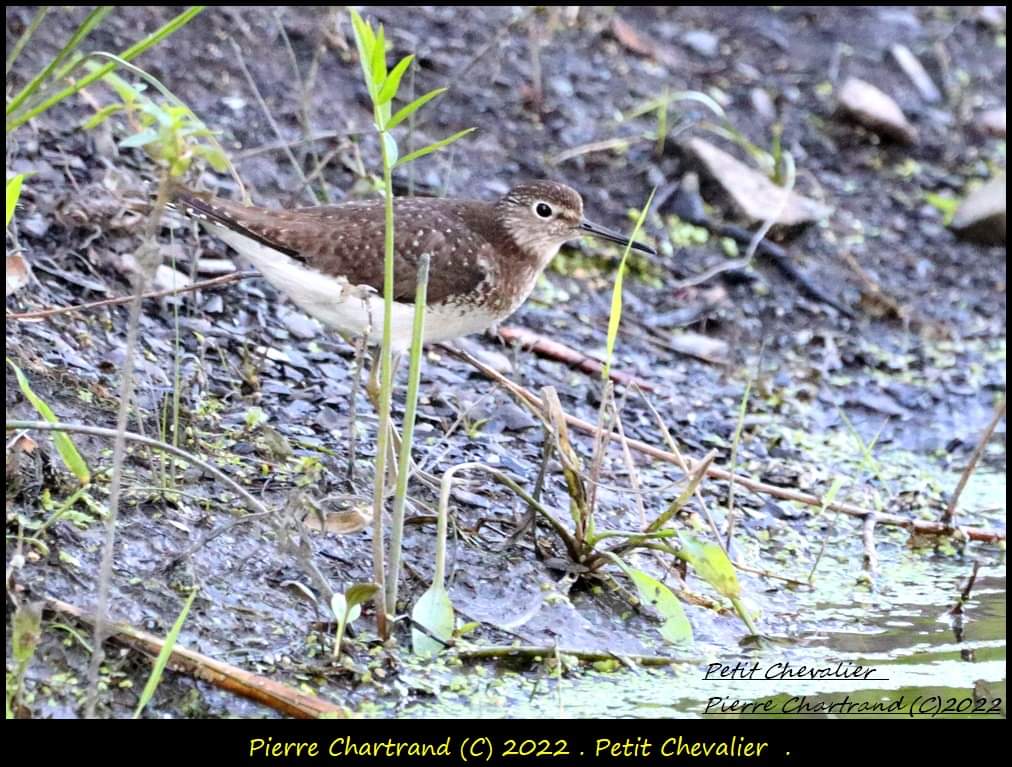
[175,181,653,351]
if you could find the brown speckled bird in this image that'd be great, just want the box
[175,181,655,352]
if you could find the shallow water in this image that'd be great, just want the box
[405,469,1006,718]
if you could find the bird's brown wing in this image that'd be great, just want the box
[176,194,490,304]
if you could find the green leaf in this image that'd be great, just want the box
[330,584,375,660]
[606,552,692,644]
[376,54,414,106]
[133,588,197,718]
[348,10,375,94]
[678,535,740,600]
[370,24,387,88]
[411,586,454,656]
[8,359,91,485]
[194,145,230,173]
[387,87,446,129]
[81,103,124,129]
[394,127,475,168]
[119,127,160,148]
[348,9,374,53]
[624,565,693,645]
[6,174,25,227]
[603,187,655,381]
[345,583,379,609]
[330,592,348,621]
[95,68,145,105]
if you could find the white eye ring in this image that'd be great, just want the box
[533,201,553,219]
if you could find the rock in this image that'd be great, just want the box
[976,6,1006,29]
[951,176,1006,245]
[750,87,776,123]
[195,257,237,275]
[668,331,729,365]
[278,306,320,340]
[455,336,514,375]
[21,213,51,238]
[153,264,192,292]
[681,30,719,58]
[685,137,831,227]
[889,44,941,103]
[836,77,919,144]
[979,107,1006,138]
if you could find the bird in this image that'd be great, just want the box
[173,180,655,355]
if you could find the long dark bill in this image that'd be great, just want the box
[580,218,656,256]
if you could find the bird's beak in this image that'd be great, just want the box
[579,218,656,256]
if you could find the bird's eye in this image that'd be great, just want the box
[535,202,553,219]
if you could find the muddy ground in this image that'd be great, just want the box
[5,6,1006,718]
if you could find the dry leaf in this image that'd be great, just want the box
[6,253,30,296]
[301,505,372,535]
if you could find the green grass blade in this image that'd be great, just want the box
[602,187,655,381]
[6,5,113,118]
[394,127,475,168]
[386,254,430,611]
[387,87,446,129]
[6,6,51,76]
[6,174,25,227]
[132,588,197,718]
[7,359,91,485]
[6,6,205,133]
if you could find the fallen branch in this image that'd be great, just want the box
[42,595,348,719]
[498,325,655,392]
[6,271,254,321]
[444,346,1005,543]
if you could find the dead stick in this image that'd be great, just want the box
[444,346,1005,543]
[941,394,1006,526]
[6,271,255,321]
[43,595,348,719]
[949,561,982,615]
[499,325,655,392]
